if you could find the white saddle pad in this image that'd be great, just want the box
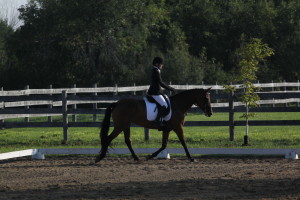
[143,97,172,121]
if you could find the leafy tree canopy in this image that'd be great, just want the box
[0,0,299,89]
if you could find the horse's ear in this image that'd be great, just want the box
[205,87,212,93]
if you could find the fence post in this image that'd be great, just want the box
[133,83,136,96]
[143,84,150,141]
[0,87,4,129]
[115,84,118,95]
[48,84,53,122]
[25,85,30,123]
[298,80,300,107]
[72,84,77,122]
[144,128,150,141]
[62,90,68,143]
[93,83,97,122]
[229,90,235,141]
[215,82,219,103]
[142,81,150,140]
[271,80,275,107]
[284,80,288,107]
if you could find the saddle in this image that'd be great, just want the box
[144,95,172,121]
[146,95,171,115]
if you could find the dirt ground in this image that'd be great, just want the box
[0,155,300,200]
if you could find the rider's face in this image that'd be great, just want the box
[158,63,163,69]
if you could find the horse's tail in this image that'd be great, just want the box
[100,103,117,147]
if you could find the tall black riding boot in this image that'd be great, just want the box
[155,105,166,130]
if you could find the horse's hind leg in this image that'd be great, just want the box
[96,128,122,162]
[124,127,139,161]
[147,131,170,160]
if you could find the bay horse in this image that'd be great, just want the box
[95,88,212,163]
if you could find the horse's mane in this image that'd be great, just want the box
[171,88,204,99]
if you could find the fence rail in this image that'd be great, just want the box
[1,81,300,96]
[0,94,299,109]
[0,82,299,141]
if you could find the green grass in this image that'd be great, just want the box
[0,113,299,153]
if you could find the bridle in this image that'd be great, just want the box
[195,91,212,117]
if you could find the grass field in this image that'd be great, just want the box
[0,112,299,153]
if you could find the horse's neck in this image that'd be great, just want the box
[171,90,197,113]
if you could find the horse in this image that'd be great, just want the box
[95,88,212,163]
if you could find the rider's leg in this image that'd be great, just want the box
[151,95,168,108]
[152,95,168,128]
[155,104,166,125]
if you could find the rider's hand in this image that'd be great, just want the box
[172,88,177,94]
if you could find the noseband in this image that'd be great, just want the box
[195,92,211,116]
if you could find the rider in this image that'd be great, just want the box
[148,57,176,128]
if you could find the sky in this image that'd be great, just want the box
[0,0,28,28]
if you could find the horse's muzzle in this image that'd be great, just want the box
[205,113,212,117]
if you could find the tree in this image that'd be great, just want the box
[0,19,14,85]
[4,0,153,88]
[236,38,274,145]
[0,20,12,65]
[2,0,300,88]
[272,0,300,81]
[0,0,23,29]
[3,0,206,88]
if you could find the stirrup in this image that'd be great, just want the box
[156,120,166,131]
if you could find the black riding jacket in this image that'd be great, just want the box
[147,66,174,95]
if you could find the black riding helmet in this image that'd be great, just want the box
[152,57,163,66]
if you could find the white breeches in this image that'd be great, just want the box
[151,95,168,107]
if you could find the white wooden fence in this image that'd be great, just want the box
[0,82,299,161]
[1,81,299,112]
[0,82,299,141]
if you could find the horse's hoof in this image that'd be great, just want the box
[146,155,153,160]
[89,161,96,166]
[190,158,195,162]
[95,156,101,163]
[135,159,143,164]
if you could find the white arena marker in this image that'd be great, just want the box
[32,151,45,160]
[157,149,170,159]
[1,148,300,161]
[0,149,38,160]
[285,151,299,160]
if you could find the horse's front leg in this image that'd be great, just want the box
[147,130,170,160]
[124,127,139,161]
[174,125,194,162]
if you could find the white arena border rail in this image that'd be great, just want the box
[0,148,299,160]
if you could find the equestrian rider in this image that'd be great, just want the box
[148,57,176,128]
